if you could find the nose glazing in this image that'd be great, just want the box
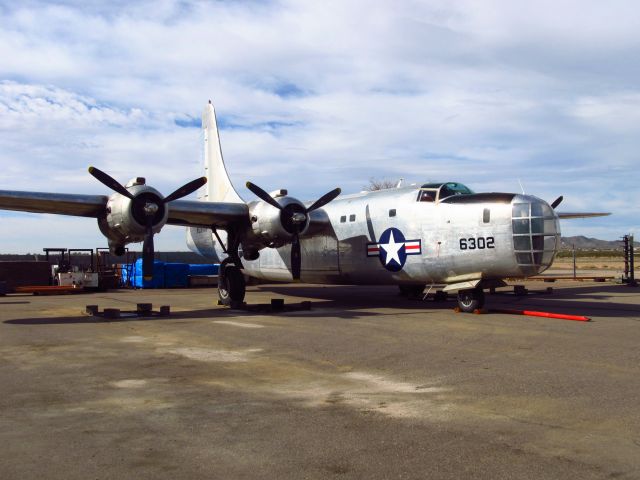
[511,198,561,276]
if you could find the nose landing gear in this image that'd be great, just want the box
[457,288,485,313]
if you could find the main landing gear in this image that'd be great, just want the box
[218,261,246,306]
[457,288,485,313]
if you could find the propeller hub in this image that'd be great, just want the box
[281,202,308,234]
[144,202,159,216]
[291,212,307,224]
[130,191,166,226]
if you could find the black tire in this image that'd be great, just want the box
[218,265,246,306]
[457,289,485,313]
[398,284,425,297]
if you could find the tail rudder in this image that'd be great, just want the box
[202,101,244,203]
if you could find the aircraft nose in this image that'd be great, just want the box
[511,197,561,276]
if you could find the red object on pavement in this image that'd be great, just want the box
[493,309,590,322]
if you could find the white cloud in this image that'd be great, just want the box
[0,0,639,252]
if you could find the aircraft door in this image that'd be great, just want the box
[420,203,445,282]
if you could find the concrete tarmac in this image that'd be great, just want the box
[1,281,639,479]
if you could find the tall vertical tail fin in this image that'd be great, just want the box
[202,101,244,203]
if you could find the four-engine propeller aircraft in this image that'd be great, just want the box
[0,101,609,312]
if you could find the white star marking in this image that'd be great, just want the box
[380,230,403,266]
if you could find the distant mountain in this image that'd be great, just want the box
[560,236,637,250]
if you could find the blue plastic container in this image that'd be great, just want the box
[120,263,137,287]
[133,259,165,288]
[188,264,220,276]
[163,263,190,288]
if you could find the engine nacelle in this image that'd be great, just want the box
[248,195,309,248]
[97,180,169,254]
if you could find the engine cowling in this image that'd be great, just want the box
[97,180,169,255]
[248,195,309,248]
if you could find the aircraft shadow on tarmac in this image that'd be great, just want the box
[3,297,434,325]
[3,283,638,325]
[3,285,452,325]
[487,284,639,319]
[260,283,639,320]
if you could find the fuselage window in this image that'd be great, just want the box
[349,214,356,222]
[340,215,346,223]
[389,209,396,217]
[483,208,490,223]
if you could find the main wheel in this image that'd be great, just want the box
[457,288,485,313]
[218,265,246,306]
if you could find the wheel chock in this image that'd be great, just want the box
[271,298,285,311]
[103,308,121,319]
[136,303,153,315]
[514,285,528,296]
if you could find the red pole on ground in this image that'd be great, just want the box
[492,309,590,322]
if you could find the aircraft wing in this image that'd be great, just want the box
[557,212,611,219]
[166,200,249,228]
[0,190,250,229]
[0,190,108,217]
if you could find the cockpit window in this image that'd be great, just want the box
[418,190,436,202]
[439,182,474,198]
[417,182,474,203]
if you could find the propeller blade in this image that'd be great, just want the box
[163,177,207,203]
[551,196,564,209]
[88,166,134,199]
[291,233,301,280]
[142,216,155,281]
[306,187,342,213]
[246,181,282,210]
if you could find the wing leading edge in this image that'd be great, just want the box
[0,190,249,229]
[0,190,108,217]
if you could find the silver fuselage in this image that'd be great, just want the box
[188,186,561,286]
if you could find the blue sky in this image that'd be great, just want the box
[0,0,638,252]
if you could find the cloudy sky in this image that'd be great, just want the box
[0,0,638,253]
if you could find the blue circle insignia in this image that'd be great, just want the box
[377,227,407,272]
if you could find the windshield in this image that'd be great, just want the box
[418,182,474,202]
[439,182,474,198]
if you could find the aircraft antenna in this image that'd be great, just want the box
[517,179,526,195]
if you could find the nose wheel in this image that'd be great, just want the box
[457,288,485,313]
